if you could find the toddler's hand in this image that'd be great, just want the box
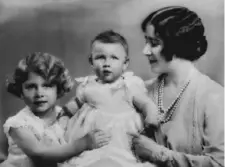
[85,129,111,150]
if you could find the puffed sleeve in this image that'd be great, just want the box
[123,71,147,96]
[4,115,32,138]
[3,109,42,142]
[142,89,224,167]
[63,77,88,116]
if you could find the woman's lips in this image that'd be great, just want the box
[149,59,158,64]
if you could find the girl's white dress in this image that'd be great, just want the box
[2,106,67,167]
[65,72,154,167]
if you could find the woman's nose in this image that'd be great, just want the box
[143,43,152,55]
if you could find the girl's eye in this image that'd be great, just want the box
[25,84,35,90]
[43,83,54,88]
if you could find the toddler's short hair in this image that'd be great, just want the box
[89,30,129,64]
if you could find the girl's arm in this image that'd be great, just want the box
[9,127,89,164]
[62,97,83,117]
[62,83,85,117]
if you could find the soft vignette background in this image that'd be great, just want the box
[0,0,223,160]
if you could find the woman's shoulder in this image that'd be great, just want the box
[194,72,223,115]
[196,72,223,99]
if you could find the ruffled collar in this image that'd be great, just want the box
[75,71,135,90]
[23,106,61,127]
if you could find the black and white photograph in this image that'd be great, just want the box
[0,0,224,167]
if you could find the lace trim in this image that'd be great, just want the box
[146,143,174,164]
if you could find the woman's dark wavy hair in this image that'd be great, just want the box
[141,6,208,61]
[6,52,74,98]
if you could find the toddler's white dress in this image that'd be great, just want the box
[65,72,155,167]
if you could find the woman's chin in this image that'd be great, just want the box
[150,64,162,74]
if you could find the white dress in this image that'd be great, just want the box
[65,72,155,167]
[2,106,66,167]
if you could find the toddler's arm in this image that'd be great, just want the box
[133,93,158,126]
[62,83,85,117]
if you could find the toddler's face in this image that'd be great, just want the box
[91,41,128,83]
[22,72,57,115]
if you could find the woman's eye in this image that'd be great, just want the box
[151,39,160,47]
[145,37,160,47]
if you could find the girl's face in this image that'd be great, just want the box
[22,72,57,115]
[91,41,128,83]
[143,24,170,74]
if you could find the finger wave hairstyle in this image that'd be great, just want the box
[141,6,208,61]
[6,52,74,98]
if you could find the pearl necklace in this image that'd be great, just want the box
[157,77,191,124]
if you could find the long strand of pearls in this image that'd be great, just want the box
[157,77,191,124]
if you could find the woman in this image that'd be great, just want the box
[132,6,224,167]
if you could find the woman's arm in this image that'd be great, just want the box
[9,127,89,164]
[133,91,224,167]
[133,133,223,167]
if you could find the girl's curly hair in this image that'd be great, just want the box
[6,52,74,98]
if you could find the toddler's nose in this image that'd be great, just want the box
[103,59,111,67]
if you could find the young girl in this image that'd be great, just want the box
[1,52,110,167]
[63,30,157,167]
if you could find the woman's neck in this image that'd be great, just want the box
[164,59,196,87]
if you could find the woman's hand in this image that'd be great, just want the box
[132,134,154,160]
[84,129,111,150]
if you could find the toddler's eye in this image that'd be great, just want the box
[95,54,105,60]
[111,55,119,60]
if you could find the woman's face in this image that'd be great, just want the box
[143,24,170,74]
